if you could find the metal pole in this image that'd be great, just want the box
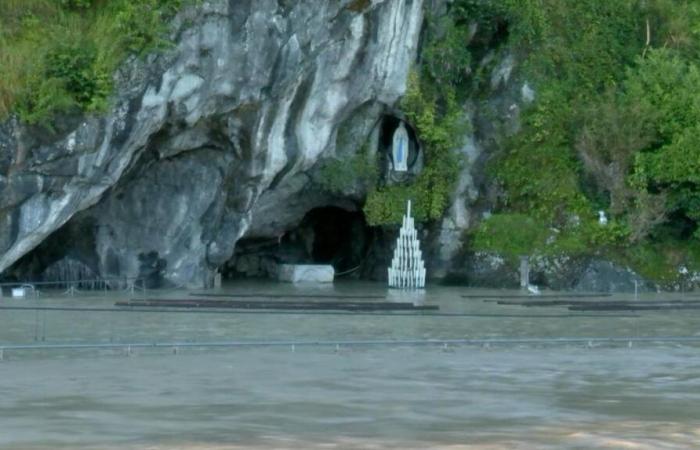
[41,310,46,342]
[520,255,530,289]
[33,310,39,342]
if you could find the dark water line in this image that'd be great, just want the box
[497,299,700,306]
[0,305,637,318]
[466,293,613,299]
[570,304,700,311]
[119,299,438,311]
[191,292,387,299]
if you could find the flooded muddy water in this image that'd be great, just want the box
[1,281,699,449]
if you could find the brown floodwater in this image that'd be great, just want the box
[0,281,699,449]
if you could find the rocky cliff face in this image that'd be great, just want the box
[0,0,655,292]
[0,0,423,287]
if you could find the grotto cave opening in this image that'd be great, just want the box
[1,217,100,287]
[223,206,375,280]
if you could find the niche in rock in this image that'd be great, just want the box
[379,115,420,176]
[223,207,373,279]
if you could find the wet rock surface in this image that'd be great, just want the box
[573,260,655,293]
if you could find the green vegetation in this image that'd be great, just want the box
[5,0,700,283]
[363,2,472,226]
[364,72,465,225]
[473,213,547,259]
[317,145,379,194]
[0,0,190,126]
[469,0,700,282]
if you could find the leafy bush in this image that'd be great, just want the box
[59,0,93,10]
[115,0,183,54]
[47,37,112,110]
[0,0,193,125]
[422,15,472,88]
[474,211,630,261]
[473,213,548,259]
[614,240,700,285]
[466,0,700,280]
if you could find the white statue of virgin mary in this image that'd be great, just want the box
[392,121,409,172]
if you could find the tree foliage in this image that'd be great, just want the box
[473,0,700,281]
[473,213,547,259]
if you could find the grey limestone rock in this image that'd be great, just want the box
[0,0,424,287]
[574,260,655,293]
[278,264,335,283]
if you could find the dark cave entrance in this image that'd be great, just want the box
[303,207,370,270]
[1,217,100,286]
[224,206,377,279]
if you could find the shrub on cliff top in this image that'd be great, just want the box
[0,0,192,125]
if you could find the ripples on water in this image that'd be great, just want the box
[1,281,700,449]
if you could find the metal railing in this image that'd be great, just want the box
[1,336,700,360]
[0,277,147,297]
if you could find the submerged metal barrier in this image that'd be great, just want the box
[0,277,146,297]
[0,305,641,344]
[0,305,638,318]
[1,336,700,359]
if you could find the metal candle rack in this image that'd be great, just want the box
[388,200,426,289]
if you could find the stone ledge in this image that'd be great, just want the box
[277,264,334,283]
